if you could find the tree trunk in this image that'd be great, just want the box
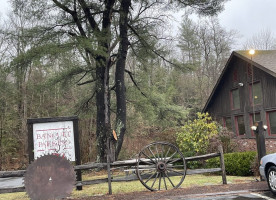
[115,0,131,160]
[95,58,110,163]
[95,0,115,163]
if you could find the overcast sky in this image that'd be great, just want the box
[0,0,276,50]
[219,0,276,49]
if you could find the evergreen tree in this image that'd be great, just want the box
[7,0,227,162]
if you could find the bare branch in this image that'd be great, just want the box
[77,78,98,86]
[78,0,100,34]
[52,0,74,14]
[75,90,96,114]
[125,69,146,97]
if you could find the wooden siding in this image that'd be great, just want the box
[205,55,276,138]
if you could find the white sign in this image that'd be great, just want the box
[33,121,75,161]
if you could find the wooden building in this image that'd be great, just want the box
[203,50,276,139]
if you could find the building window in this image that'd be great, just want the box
[250,113,261,135]
[249,82,263,105]
[267,111,276,135]
[235,115,245,135]
[223,117,232,131]
[231,88,240,109]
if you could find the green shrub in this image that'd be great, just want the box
[176,112,218,155]
[206,151,257,176]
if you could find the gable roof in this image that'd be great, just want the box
[202,50,276,112]
[236,50,276,76]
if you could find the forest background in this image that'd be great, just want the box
[0,0,276,170]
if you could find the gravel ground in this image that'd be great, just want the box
[71,181,269,200]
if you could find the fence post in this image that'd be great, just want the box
[107,138,112,195]
[218,145,227,184]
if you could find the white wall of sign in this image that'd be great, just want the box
[33,121,75,161]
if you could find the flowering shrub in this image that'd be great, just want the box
[176,112,218,155]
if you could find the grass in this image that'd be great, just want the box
[0,174,256,200]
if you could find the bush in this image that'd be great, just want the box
[176,112,218,156]
[206,151,257,176]
[208,127,237,154]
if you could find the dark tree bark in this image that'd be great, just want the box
[95,0,115,163]
[77,0,115,163]
[114,0,131,160]
[95,60,109,163]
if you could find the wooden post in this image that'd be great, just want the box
[73,118,82,190]
[107,138,112,195]
[255,121,266,181]
[255,121,266,162]
[218,145,227,184]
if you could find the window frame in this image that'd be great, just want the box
[249,81,263,106]
[223,117,232,131]
[266,111,276,136]
[234,115,246,136]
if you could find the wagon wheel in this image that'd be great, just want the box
[136,141,186,191]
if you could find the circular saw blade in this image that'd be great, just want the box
[24,155,76,200]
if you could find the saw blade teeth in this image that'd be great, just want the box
[24,154,76,200]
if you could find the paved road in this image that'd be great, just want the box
[171,191,275,200]
[0,177,24,188]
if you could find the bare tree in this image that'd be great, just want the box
[178,16,237,109]
[243,28,276,50]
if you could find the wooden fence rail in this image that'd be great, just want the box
[0,145,226,194]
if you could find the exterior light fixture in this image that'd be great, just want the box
[238,82,244,87]
[251,125,257,131]
[249,49,255,55]
[263,125,268,131]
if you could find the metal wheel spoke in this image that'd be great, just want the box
[145,172,157,184]
[162,173,167,190]
[148,147,158,163]
[139,168,156,173]
[141,151,156,164]
[167,158,181,164]
[167,168,185,175]
[139,158,155,165]
[164,147,171,163]
[158,172,162,190]
[151,172,159,188]
[155,144,160,162]
[161,145,165,161]
[165,151,177,164]
[164,172,175,188]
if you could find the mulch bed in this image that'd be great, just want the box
[71,181,269,200]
